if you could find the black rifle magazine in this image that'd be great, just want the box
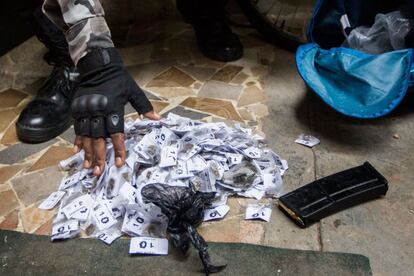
[278,162,388,228]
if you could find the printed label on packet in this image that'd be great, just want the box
[203,205,230,221]
[95,228,123,245]
[295,134,320,148]
[159,143,179,167]
[121,209,147,236]
[38,191,66,210]
[51,219,79,240]
[129,237,168,255]
[59,171,82,190]
[92,203,118,231]
[242,146,262,159]
[245,204,272,222]
[61,194,93,221]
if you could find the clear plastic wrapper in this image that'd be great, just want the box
[343,11,413,54]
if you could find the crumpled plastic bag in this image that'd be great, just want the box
[343,11,413,54]
[141,183,226,275]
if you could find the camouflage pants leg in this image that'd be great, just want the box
[42,0,114,65]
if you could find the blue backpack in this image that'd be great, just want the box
[296,0,414,118]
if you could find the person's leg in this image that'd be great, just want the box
[41,0,114,65]
[17,0,116,143]
[16,5,78,143]
[177,0,243,62]
[36,0,158,176]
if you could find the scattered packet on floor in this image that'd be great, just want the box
[59,171,82,190]
[59,150,84,171]
[238,188,265,200]
[92,203,118,231]
[210,193,229,207]
[61,194,93,221]
[51,219,80,240]
[225,152,243,167]
[258,168,283,198]
[94,227,123,245]
[159,143,179,167]
[170,160,194,180]
[203,205,230,221]
[245,204,272,222]
[121,208,148,236]
[38,191,66,210]
[129,237,169,255]
[295,134,320,148]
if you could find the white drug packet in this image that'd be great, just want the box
[245,204,272,222]
[203,205,230,221]
[38,191,66,210]
[94,228,123,245]
[237,188,265,200]
[159,144,179,168]
[92,203,118,231]
[121,208,148,236]
[242,146,262,159]
[129,237,169,255]
[59,150,84,171]
[61,194,93,221]
[119,182,138,203]
[295,134,320,148]
[59,171,82,190]
[51,219,79,240]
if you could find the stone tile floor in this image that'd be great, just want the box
[0,20,413,276]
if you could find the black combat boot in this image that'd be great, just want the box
[16,7,78,143]
[177,0,243,62]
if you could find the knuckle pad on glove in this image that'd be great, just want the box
[72,94,109,115]
[71,96,88,117]
[87,94,108,113]
[90,117,107,138]
[106,112,124,134]
[72,94,111,138]
[74,118,91,136]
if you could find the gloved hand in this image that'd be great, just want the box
[71,47,160,176]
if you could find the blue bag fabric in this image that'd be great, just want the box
[296,0,414,118]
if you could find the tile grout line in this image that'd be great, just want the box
[7,180,25,232]
[313,148,323,251]
[8,179,26,209]
[307,94,324,252]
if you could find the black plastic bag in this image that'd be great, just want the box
[141,184,227,275]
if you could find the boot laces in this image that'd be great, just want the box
[37,66,77,99]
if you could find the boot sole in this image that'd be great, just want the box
[16,119,73,144]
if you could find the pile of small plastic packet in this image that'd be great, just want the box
[39,113,287,247]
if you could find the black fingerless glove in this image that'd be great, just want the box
[71,47,153,138]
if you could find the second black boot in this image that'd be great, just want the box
[177,0,243,62]
[16,7,78,143]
